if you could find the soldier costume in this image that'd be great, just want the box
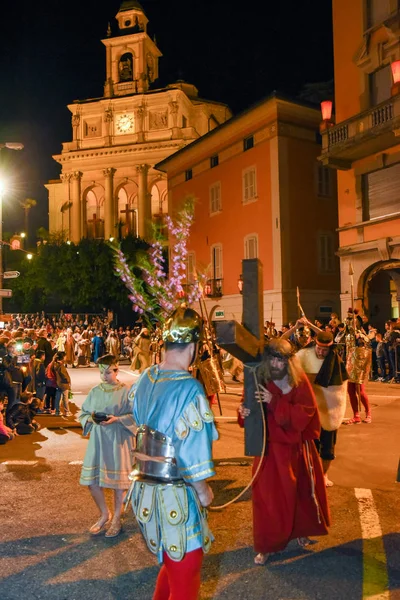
[127,307,218,600]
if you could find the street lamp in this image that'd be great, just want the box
[0,142,24,312]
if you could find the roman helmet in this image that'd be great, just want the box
[162,307,203,344]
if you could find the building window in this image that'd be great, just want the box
[317,164,332,197]
[362,162,400,220]
[318,232,335,273]
[244,234,258,259]
[186,252,195,284]
[243,167,257,203]
[369,64,392,107]
[211,244,223,279]
[243,135,254,152]
[210,182,222,214]
[185,169,193,181]
[366,0,392,28]
[210,155,219,168]
[182,115,187,128]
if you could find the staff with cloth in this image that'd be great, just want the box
[79,354,136,538]
[127,307,218,600]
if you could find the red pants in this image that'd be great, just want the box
[347,382,370,416]
[153,548,203,600]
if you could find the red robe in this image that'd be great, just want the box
[252,377,330,553]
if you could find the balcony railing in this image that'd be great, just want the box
[320,95,400,169]
[204,278,223,298]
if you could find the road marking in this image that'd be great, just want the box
[354,488,389,600]
[1,460,39,466]
[120,369,139,378]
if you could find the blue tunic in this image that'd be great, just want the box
[129,364,218,560]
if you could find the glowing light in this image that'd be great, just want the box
[321,100,333,121]
[20,232,26,238]
[109,237,115,242]
[27,253,33,260]
[391,61,400,84]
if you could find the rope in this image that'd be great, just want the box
[209,364,267,511]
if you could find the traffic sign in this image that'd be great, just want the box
[3,271,20,279]
[0,289,12,298]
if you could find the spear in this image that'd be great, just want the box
[296,286,306,319]
[349,262,356,332]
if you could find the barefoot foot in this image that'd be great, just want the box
[254,552,270,565]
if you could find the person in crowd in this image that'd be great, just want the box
[238,338,330,565]
[44,356,58,414]
[375,333,386,381]
[92,331,105,364]
[106,331,120,360]
[36,329,54,367]
[0,398,14,444]
[130,327,151,373]
[128,307,217,599]
[64,329,76,368]
[122,330,133,359]
[79,354,136,538]
[6,391,40,434]
[32,350,47,406]
[53,352,72,417]
[296,323,348,487]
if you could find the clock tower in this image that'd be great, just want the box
[46,1,231,243]
[103,0,161,97]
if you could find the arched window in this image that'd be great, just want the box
[151,184,161,215]
[118,187,137,236]
[86,189,104,239]
[119,52,134,82]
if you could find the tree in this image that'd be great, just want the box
[6,235,149,319]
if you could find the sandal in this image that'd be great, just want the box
[344,415,361,424]
[89,512,111,536]
[362,414,372,424]
[254,553,270,565]
[297,537,311,547]
[105,518,122,538]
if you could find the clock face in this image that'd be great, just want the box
[116,113,134,134]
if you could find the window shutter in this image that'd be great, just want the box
[364,163,400,220]
[212,246,222,279]
[245,236,258,259]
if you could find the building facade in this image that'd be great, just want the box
[156,94,340,329]
[320,0,400,331]
[46,0,231,242]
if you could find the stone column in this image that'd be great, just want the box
[59,173,72,237]
[169,101,180,138]
[70,171,82,242]
[137,164,150,239]
[103,168,116,239]
[135,105,145,143]
[104,108,113,146]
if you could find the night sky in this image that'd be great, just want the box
[0,0,333,240]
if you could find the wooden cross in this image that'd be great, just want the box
[120,204,136,234]
[214,258,265,456]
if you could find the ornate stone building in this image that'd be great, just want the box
[46,0,231,242]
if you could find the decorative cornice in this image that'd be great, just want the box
[53,141,184,163]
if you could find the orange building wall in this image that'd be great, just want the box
[168,139,274,296]
[333,0,364,122]
[286,137,340,290]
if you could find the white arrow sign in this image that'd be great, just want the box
[3,271,20,279]
[0,289,12,297]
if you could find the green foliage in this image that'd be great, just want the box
[6,235,149,313]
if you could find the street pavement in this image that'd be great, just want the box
[0,366,399,599]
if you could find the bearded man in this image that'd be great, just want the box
[239,338,330,565]
[296,326,349,487]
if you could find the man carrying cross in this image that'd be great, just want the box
[238,338,330,564]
